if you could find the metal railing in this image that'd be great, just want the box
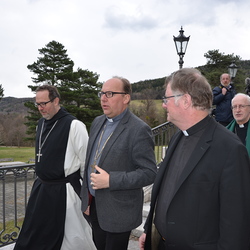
[0,121,177,247]
[152,121,178,164]
[0,164,35,247]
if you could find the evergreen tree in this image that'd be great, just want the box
[197,49,248,92]
[25,40,102,141]
[27,40,74,88]
[0,83,4,100]
[24,100,41,143]
[59,67,102,129]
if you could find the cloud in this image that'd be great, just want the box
[104,4,158,31]
[0,0,249,98]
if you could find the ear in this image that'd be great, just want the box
[182,94,192,109]
[54,97,60,106]
[124,94,131,105]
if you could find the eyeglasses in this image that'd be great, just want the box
[162,94,183,104]
[35,98,55,108]
[98,91,127,98]
[231,104,250,110]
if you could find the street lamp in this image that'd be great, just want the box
[228,61,238,81]
[173,26,190,69]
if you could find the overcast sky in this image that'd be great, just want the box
[1,0,250,98]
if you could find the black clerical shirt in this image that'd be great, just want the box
[234,121,249,145]
[154,115,210,238]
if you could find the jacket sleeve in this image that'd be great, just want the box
[109,124,157,190]
[212,86,225,105]
[218,143,250,249]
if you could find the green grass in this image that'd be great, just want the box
[131,99,164,112]
[0,147,35,163]
[0,145,164,164]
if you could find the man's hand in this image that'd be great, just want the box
[222,87,227,95]
[90,165,110,189]
[84,206,90,216]
[139,233,146,250]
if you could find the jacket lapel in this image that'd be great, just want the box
[98,110,130,166]
[85,116,106,167]
[246,122,250,155]
[171,118,216,200]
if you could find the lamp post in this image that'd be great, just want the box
[228,61,238,82]
[173,26,190,69]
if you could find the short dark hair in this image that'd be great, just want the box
[36,85,60,100]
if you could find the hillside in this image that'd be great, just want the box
[0,97,33,114]
[1,57,250,114]
[132,77,166,93]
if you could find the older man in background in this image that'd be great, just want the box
[212,73,236,126]
[227,93,250,156]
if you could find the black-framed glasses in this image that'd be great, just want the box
[35,97,56,108]
[162,94,183,104]
[231,104,250,110]
[98,91,127,98]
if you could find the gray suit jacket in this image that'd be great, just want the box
[81,109,157,233]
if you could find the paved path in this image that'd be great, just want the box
[128,235,140,250]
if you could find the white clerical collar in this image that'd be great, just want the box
[106,108,128,123]
[107,118,113,122]
[182,130,189,136]
[239,124,244,128]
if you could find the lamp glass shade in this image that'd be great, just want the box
[173,27,190,56]
[228,62,238,78]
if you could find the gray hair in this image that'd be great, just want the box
[165,68,212,111]
[232,93,250,105]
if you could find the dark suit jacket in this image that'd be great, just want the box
[144,117,250,250]
[81,109,157,233]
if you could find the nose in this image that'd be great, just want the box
[100,94,108,101]
[37,105,44,110]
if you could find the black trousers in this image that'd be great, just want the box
[90,197,131,250]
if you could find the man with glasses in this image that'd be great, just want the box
[139,68,250,250]
[81,76,157,250]
[227,93,250,156]
[14,85,96,250]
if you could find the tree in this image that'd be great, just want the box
[131,77,165,100]
[0,113,29,146]
[59,68,102,129]
[203,49,239,66]
[24,100,41,142]
[130,89,166,128]
[0,83,4,100]
[25,40,102,141]
[197,49,248,93]
[27,40,74,88]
